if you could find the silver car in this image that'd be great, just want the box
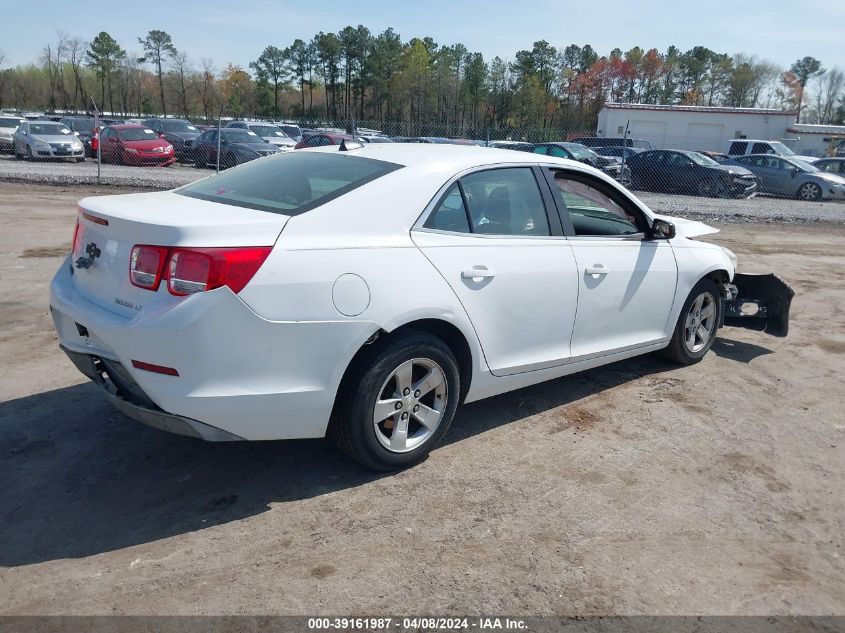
[225,121,296,150]
[12,121,85,161]
[0,116,25,153]
[725,154,845,201]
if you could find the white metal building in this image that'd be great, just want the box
[785,123,845,158]
[596,103,798,152]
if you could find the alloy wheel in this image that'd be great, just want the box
[684,291,716,353]
[798,183,822,201]
[372,357,448,453]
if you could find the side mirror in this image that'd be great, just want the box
[791,167,799,178]
[652,218,676,240]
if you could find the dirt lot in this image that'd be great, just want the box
[0,182,843,616]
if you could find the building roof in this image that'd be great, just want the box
[787,123,845,135]
[602,102,798,116]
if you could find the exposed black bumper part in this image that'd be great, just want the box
[60,345,245,441]
[722,273,795,337]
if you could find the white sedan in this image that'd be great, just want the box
[50,143,793,470]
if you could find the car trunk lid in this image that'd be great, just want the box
[71,191,288,318]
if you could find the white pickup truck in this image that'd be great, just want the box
[724,139,815,163]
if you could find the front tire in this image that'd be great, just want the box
[797,182,822,201]
[331,332,460,471]
[664,278,720,365]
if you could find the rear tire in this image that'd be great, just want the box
[663,278,720,365]
[330,332,460,471]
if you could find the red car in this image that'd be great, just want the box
[98,124,176,166]
[294,132,354,150]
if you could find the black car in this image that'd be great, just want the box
[142,118,201,163]
[191,128,279,169]
[571,136,652,150]
[531,142,632,186]
[595,145,642,160]
[60,117,99,157]
[626,149,757,199]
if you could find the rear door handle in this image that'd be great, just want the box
[461,268,496,279]
[585,265,609,276]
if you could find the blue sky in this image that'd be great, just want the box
[1,0,843,72]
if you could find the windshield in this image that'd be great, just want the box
[65,119,96,132]
[562,144,598,160]
[769,141,795,156]
[249,125,288,138]
[223,129,265,144]
[176,152,402,215]
[159,119,197,133]
[116,127,160,141]
[0,117,23,128]
[687,151,719,166]
[790,158,819,172]
[279,125,301,138]
[30,124,73,136]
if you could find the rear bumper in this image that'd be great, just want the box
[50,257,377,440]
[61,346,245,441]
[722,273,795,337]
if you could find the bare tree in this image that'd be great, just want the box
[170,50,193,117]
[66,36,89,111]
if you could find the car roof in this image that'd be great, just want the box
[108,124,148,129]
[303,142,590,171]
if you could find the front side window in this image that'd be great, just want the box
[550,172,641,237]
[176,152,402,215]
[460,168,550,236]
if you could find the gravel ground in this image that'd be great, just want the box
[0,182,843,616]
[2,154,844,224]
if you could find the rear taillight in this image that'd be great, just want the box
[129,245,271,296]
[130,245,169,290]
[71,219,83,256]
[167,247,272,296]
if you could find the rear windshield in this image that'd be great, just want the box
[0,117,24,127]
[176,151,403,215]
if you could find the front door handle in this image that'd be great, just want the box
[461,268,496,280]
[585,265,609,276]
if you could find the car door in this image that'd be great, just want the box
[412,166,579,376]
[767,157,798,195]
[545,168,678,359]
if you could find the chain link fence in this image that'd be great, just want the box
[2,114,844,220]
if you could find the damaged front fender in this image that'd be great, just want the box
[722,273,795,337]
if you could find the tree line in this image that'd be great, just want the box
[0,27,842,131]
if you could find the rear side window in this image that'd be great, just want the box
[176,152,402,215]
[728,141,747,155]
[424,184,471,233]
[752,142,773,154]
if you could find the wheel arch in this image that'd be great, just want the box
[334,317,478,412]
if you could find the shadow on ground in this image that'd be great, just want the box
[0,338,764,567]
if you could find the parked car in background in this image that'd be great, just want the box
[98,124,175,166]
[192,127,279,168]
[142,118,201,163]
[0,115,25,153]
[60,116,100,157]
[531,142,631,185]
[698,151,730,162]
[294,132,355,149]
[724,154,845,201]
[572,136,653,150]
[360,135,395,143]
[487,141,535,151]
[226,121,296,150]
[724,139,815,163]
[274,121,303,141]
[12,121,85,161]
[595,146,643,160]
[812,157,845,176]
[50,144,792,470]
[626,150,757,198]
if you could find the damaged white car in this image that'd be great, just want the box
[50,143,793,470]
